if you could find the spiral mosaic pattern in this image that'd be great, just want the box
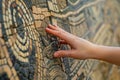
[0,0,120,80]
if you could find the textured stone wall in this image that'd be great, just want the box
[0,0,120,80]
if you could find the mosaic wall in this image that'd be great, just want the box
[0,0,120,80]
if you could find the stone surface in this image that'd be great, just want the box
[0,0,120,80]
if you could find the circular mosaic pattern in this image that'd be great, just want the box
[2,0,34,62]
[1,0,36,80]
[1,0,120,80]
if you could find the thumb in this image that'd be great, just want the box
[54,50,76,58]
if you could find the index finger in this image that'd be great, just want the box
[46,25,76,46]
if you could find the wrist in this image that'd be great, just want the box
[87,43,98,59]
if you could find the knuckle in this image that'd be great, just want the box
[65,52,71,57]
[68,52,72,57]
[56,31,61,35]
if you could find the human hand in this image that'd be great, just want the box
[45,24,95,59]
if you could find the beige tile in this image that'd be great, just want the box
[34,21,42,28]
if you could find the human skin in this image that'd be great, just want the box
[45,24,120,66]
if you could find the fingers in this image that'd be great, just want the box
[48,24,57,30]
[59,40,68,44]
[46,24,79,49]
[46,24,76,45]
[46,27,58,35]
[54,50,76,58]
[46,25,61,37]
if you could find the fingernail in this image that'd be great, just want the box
[54,53,58,57]
[48,24,52,26]
[45,27,49,30]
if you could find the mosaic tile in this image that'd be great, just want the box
[0,0,120,80]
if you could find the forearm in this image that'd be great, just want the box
[91,44,120,65]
